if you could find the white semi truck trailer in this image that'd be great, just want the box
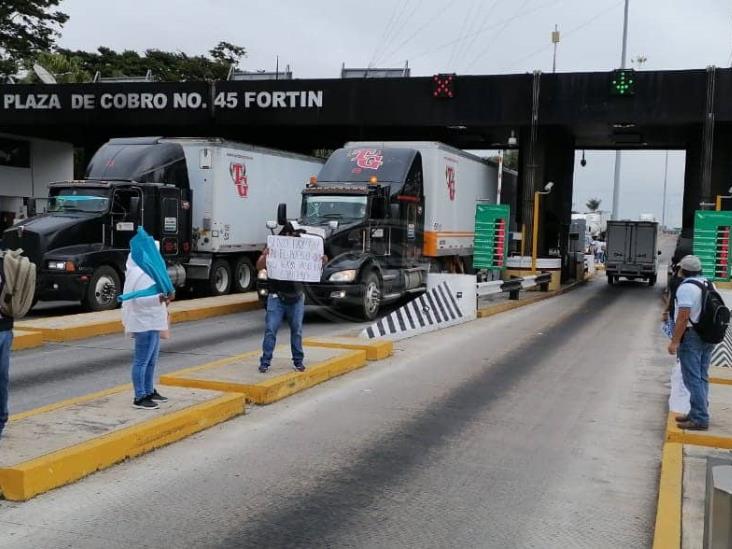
[4,137,323,310]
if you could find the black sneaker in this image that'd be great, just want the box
[293,363,306,372]
[133,397,159,410]
[149,389,168,402]
[259,364,269,373]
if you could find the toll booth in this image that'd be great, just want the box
[474,204,509,271]
[693,210,732,281]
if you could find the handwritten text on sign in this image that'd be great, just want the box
[266,235,324,283]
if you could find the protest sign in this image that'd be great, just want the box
[266,235,324,282]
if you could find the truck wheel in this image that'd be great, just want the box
[232,256,255,293]
[83,266,120,312]
[607,275,614,286]
[648,275,657,286]
[208,259,232,296]
[359,271,382,321]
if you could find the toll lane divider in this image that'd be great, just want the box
[652,442,682,549]
[15,292,261,343]
[0,385,245,501]
[160,344,370,404]
[652,370,732,548]
[0,337,391,501]
[12,329,44,351]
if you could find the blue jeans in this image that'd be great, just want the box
[0,330,13,438]
[260,294,304,367]
[132,331,161,400]
[678,329,714,425]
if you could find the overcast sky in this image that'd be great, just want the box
[57,0,732,227]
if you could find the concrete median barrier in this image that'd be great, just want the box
[11,329,44,351]
[15,293,261,343]
[160,346,367,404]
[0,385,245,501]
[302,336,393,360]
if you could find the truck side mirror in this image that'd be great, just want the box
[129,196,141,220]
[277,203,287,226]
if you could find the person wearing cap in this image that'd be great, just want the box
[668,255,714,430]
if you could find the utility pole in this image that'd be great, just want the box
[611,0,630,220]
[661,150,669,230]
[552,25,560,73]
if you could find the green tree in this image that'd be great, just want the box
[209,41,247,67]
[56,43,245,81]
[23,51,90,83]
[0,0,68,78]
[586,198,602,211]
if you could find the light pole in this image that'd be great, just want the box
[716,186,732,211]
[611,0,630,221]
[552,25,560,73]
[532,181,555,272]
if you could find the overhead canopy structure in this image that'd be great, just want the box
[0,67,730,240]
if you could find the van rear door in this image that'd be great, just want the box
[606,222,630,265]
[633,222,657,267]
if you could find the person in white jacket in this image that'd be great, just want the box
[121,254,171,409]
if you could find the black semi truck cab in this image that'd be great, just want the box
[3,180,192,310]
[260,147,429,320]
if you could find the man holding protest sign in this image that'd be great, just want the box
[256,227,327,373]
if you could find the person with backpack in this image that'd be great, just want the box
[0,248,37,440]
[668,255,730,430]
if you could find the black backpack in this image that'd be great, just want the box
[683,279,730,344]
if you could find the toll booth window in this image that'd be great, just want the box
[48,188,110,213]
[0,138,30,168]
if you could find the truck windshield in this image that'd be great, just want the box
[303,195,368,223]
[48,189,110,213]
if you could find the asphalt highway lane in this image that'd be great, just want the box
[9,306,364,413]
[0,275,671,548]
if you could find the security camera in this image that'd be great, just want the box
[544,182,554,191]
[507,131,518,147]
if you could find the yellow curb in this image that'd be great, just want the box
[16,294,262,343]
[715,281,732,289]
[12,329,44,351]
[710,366,732,385]
[18,319,124,343]
[652,442,682,549]
[160,349,367,405]
[9,384,131,422]
[302,337,393,361]
[477,281,583,319]
[665,412,732,449]
[0,392,245,501]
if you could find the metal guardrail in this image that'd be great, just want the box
[476,272,552,301]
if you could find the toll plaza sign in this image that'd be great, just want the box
[0,82,327,126]
[1,89,323,111]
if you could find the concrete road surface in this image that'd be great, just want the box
[0,277,671,548]
[9,306,366,413]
